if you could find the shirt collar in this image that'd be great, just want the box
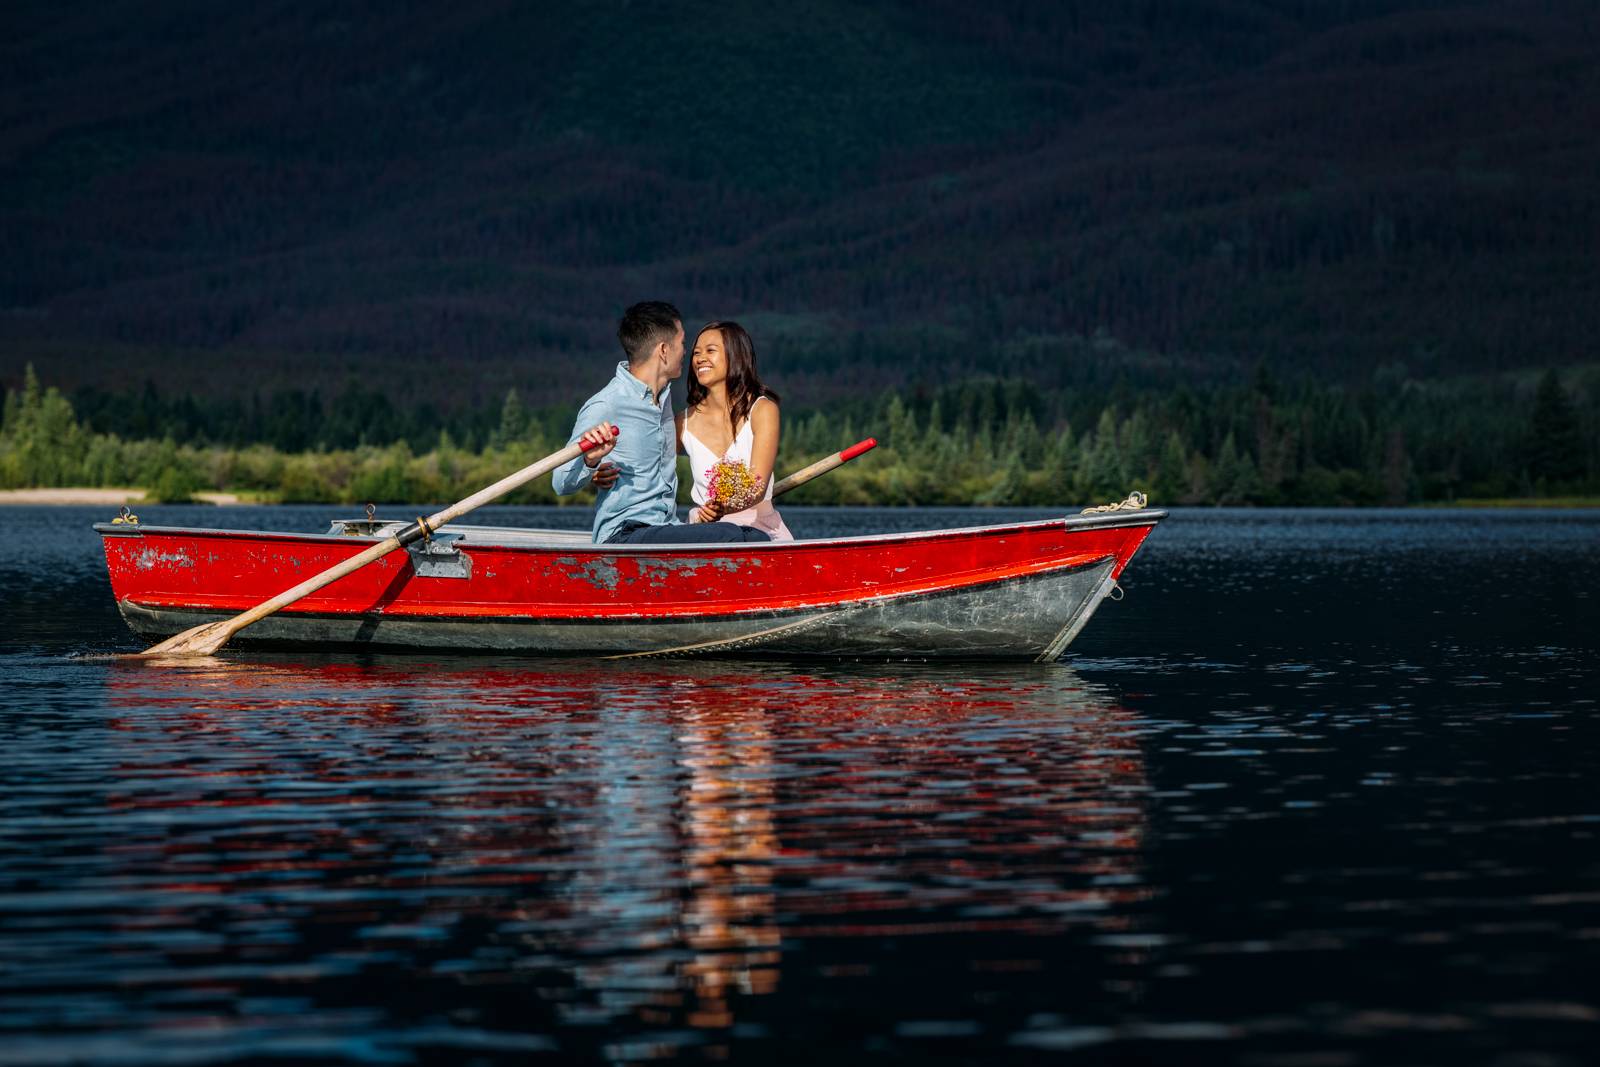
[615,361,665,406]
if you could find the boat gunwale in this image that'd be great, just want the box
[93,509,1167,553]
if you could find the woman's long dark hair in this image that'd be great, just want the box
[686,321,780,435]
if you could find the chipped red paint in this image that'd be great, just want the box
[100,517,1156,624]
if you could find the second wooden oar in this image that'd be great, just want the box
[133,428,619,658]
[772,438,877,497]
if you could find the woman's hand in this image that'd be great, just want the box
[591,462,619,491]
[691,500,726,524]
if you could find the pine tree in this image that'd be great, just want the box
[1080,409,1125,500]
[1382,429,1413,505]
[1119,410,1156,486]
[495,388,527,448]
[1155,430,1188,504]
[1527,370,1583,486]
[885,394,916,454]
[923,398,945,453]
[1213,432,1263,505]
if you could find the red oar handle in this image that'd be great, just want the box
[840,438,877,462]
[578,425,620,451]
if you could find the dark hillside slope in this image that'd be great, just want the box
[683,4,1599,377]
[2,1,1596,407]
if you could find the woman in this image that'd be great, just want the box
[678,321,794,541]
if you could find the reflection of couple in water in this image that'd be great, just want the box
[553,301,792,544]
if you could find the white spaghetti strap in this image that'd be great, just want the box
[735,395,775,440]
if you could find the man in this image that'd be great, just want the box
[553,301,771,545]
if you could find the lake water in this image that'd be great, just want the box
[2,505,1597,1065]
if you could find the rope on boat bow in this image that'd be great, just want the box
[1080,490,1148,515]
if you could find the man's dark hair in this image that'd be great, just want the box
[618,301,682,365]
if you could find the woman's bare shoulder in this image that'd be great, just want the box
[751,395,780,425]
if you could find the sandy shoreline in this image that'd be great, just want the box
[0,488,245,506]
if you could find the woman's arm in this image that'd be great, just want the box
[675,411,686,455]
[749,397,780,493]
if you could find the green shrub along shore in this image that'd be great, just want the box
[3,364,1596,507]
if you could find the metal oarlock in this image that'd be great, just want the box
[407,533,471,580]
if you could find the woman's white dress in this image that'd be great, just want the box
[682,397,793,541]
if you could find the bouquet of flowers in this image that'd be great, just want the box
[704,458,764,513]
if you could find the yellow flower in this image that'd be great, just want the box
[705,459,763,512]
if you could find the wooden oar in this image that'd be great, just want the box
[134,428,618,658]
[772,438,877,497]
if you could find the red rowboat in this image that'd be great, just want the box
[96,510,1164,659]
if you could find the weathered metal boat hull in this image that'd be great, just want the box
[112,557,1118,658]
[97,512,1162,659]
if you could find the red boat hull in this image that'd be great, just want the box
[98,513,1163,659]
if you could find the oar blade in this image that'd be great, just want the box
[135,619,236,659]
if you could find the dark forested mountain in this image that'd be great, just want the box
[3,0,1597,408]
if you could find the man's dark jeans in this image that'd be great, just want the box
[606,521,771,545]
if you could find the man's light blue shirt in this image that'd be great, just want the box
[552,362,680,544]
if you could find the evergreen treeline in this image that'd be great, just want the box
[3,365,1596,506]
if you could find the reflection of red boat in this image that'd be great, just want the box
[97,657,1149,1050]
[96,510,1164,658]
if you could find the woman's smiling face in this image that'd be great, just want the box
[692,329,727,388]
